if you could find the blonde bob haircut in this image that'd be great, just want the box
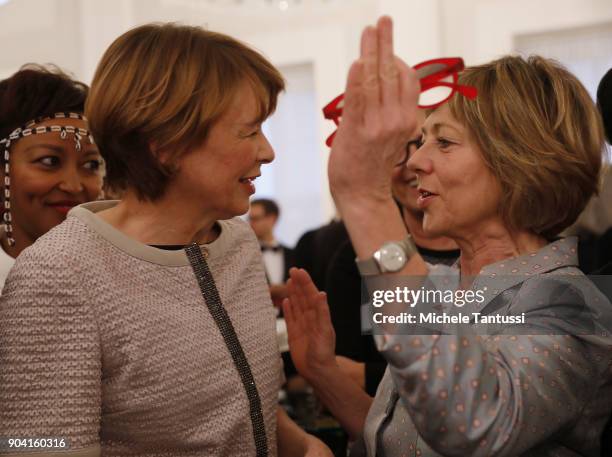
[86,23,285,201]
[448,55,605,239]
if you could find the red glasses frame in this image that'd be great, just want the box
[323,57,478,147]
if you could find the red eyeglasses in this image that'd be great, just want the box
[323,57,477,147]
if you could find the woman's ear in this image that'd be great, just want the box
[149,141,166,163]
[149,141,181,176]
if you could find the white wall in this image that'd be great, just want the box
[1,0,610,241]
[258,63,324,246]
[130,0,382,225]
[0,0,82,78]
[439,0,612,65]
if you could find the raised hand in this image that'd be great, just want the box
[282,268,336,381]
[328,16,420,211]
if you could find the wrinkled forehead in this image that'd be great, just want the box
[422,104,465,135]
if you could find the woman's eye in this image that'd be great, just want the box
[83,159,103,171]
[437,138,453,149]
[37,156,60,167]
[409,137,424,150]
[242,126,262,138]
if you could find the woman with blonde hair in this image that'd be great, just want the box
[285,17,612,456]
[0,24,330,457]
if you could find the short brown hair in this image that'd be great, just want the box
[86,23,285,200]
[448,55,605,239]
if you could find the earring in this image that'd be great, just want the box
[2,140,15,247]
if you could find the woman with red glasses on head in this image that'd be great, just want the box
[322,57,476,147]
[0,65,104,292]
[285,17,612,457]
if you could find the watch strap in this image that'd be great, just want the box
[356,255,381,276]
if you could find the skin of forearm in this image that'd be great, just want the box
[277,407,310,456]
[337,197,428,276]
[307,363,374,440]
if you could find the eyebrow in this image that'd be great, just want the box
[23,143,64,153]
[421,122,462,136]
[240,120,262,128]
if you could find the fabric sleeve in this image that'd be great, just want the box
[328,241,388,395]
[0,248,101,456]
[374,275,610,456]
[326,241,364,361]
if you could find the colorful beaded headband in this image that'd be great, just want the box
[0,112,95,247]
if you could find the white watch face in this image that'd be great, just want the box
[379,243,407,272]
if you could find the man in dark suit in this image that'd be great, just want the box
[249,198,295,286]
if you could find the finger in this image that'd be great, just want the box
[295,269,322,304]
[286,278,305,325]
[292,269,312,304]
[341,60,365,126]
[314,292,334,332]
[282,298,296,333]
[397,57,420,131]
[303,306,318,331]
[290,274,315,334]
[377,16,399,107]
[316,292,332,325]
[292,270,321,331]
[293,272,326,323]
[360,25,380,111]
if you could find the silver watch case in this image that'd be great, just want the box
[356,235,417,276]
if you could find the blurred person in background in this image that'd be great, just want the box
[0,24,330,457]
[568,66,612,275]
[293,218,349,292]
[285,17,612,456]
[0,65,103,291]
[598,68,612,145]
[249,197,295,307]
[594,68,612,276]
[249,198,295,284]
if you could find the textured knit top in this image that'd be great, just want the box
[0,200,282,457]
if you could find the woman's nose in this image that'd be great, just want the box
[407,143,432,175]
[259,134,275,164]
[57,168,85,194]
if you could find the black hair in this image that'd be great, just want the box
[597,67,612,143]
[251,198,280,218]
[0,64,88,142]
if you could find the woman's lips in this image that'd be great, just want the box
[416,190,437,209]
[239,176,259,195]
[46,202,80,215]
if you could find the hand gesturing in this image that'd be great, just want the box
[282,268,337,381]
[328,16,420,209]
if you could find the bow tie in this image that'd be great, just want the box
[261,245,281,253]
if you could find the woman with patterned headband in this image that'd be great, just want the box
[0,65,104,291]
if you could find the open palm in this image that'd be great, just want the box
[282,268,337,381]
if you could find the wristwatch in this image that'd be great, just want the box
[355,235,418,276]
